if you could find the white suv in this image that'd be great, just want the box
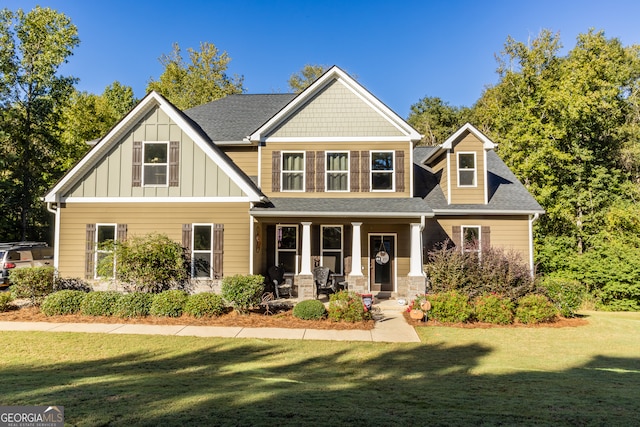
[0,242,54,288]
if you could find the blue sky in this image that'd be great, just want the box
[5,0,640,117]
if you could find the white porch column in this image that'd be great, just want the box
[350,222,363,276]
[300,222,312,275]
[409,222,424,277]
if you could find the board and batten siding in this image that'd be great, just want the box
[64,106,246,199]
[266,80,404,138]
[260,141,412,198]
[424,216,531,263]
[448,133,486,205]
[56,202,251,279]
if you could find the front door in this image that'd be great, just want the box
[370,234,395,292]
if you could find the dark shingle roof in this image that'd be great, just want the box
[184,94,296,142]
[251,197,432,217]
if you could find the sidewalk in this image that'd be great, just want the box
[0,300,421,343]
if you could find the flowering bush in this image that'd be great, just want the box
[328,291,371,322]
[473,294,514,325]
[426,291,473,323]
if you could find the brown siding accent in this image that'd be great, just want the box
[350,151,360,192]
[306,151,315,192]
[481,226,491,249]
[169,141,180,187]
[344,256,352,275]
[132,141,142,187]
[452,225,461,249]
[85,224,96,279]
[182,224,192,251]
[117,224,128,241]
[360,151,370,191]
[213,223,224,279]
[395,150,404,192]
[315,150,325,192]
[271,151,281,192]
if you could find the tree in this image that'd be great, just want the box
[0,6,79,241]
[407,96,470,145]
[288,64,329,93]
[146,42,244,110]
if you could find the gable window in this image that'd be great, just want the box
[371,151,394,191]
[192,224,213,278]
[276,225,298,274]
[457,152,476,187]
[326,152,349,191]
[143,142,169,186]
[321,225,343,274]
[95,224,117,279]
[461,225,481,253]
[282,152,305,191]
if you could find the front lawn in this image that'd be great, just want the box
[0,311,638,426]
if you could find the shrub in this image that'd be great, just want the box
[41,290,86,316]
[540,276,585,317]
[115,292,153,318]
[9,266,55,305]
[328,291,370,322]
[80,291,121,316]
[53,277,92,292]
[473,294,514,325]
[0,292,14,312]
[112,233,189,293]
[221,274,265,314]
[425,242,467,293]
[426,290,473,323]
[516,294,558,324]
[184,293,227,318]
[150,290,188,317]
[293,299,327,320]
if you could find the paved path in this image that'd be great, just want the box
[0,301,421,343]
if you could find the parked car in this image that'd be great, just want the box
[0,242,54,287]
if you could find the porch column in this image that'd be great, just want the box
[409,222,424,277]
[300,222,312,275]
[350,222,363,276]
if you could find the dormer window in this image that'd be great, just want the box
[457,152,476,187]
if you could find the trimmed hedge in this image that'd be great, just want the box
[516,294,558,324]
[80,291,121,316]
[184,293,226,318]
[474,294,514,325]
[150,290,188,317]
[426,290,473,323]
[115,292,153,318]
[221,274,265,314]
[9,266,55,305]
[293,299,327,320]
[41,290,86,316]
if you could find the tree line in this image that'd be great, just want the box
[2,7,639,309]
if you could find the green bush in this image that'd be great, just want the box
[41,290,86,316]
[80,291,121,316]
[293,299,327,320]
[221,274,265,314]
[150,290,188,317]
[112,233,189,293]
[53,277,92,292]
[115,292,153,318]
[540,276,585,317]
[0,292,14,312]
[9,266,55,305]
[473,294,514,325]
[328,291,370,322]
[516,294,558,324]
[184,293,227,318]
[426,290,473,323]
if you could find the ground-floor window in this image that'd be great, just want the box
[321,225,343,274]
[95,224,117,279]
[461,225,481,253]
[276,224,298,274]
[192,224,213,278]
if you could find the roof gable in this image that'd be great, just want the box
[249,66,422,143]
[423,123,497,164]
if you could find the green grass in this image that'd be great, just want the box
[0,311,638,426]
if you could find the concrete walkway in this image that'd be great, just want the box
[0,300,421,343]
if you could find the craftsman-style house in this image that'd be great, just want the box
[44,66,543,299]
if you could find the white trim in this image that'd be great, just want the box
[61,197,253,203]
[432,209,545,216]
[257,144,263,190]
[249,217,255,275]
[261,136,416,143]
[484,150,489,204]
[368,233,397,293]
[446,151,452,203]
[457,151,477,188]
[142,141,169,187]
[44,91,263,203]
[281,151,305,192]
[252,211,431,218]
[325,151,349,192]
[409,142,414,197]
[370,150,395,192]
[423,122,497,164]
[529,213,540,276]
[321,224,344,275]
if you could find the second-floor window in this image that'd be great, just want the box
[326,152,349,191]
[143,142,169,186]
[457,152,476,187]
[282,152,305,191]
[371,151,394,191]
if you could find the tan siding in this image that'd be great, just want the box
[64,106,246,199]
[430,152,448,202]
[260,141,412,198]
[57,203,252,279]
[427,216,531,262]
[268,81,403,138]
[222,146,258,177]
[449,134,486,204]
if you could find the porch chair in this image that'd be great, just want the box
[313,266,337,299]
[267,265,292,299]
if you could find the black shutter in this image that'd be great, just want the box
[132,141,142,187]
[272,151,281,192]
[85,224,96,279]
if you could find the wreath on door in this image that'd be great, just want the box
[375,240,389,265]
